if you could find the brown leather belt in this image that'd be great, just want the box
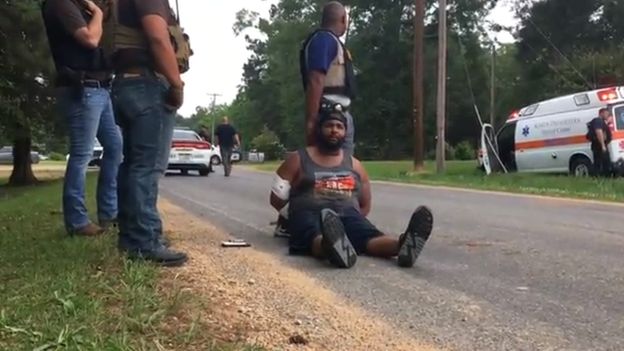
[115,67,165,80]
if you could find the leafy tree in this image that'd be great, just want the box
[0,0,56,185]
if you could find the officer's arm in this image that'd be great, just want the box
[596,129,606,149]
[353,158,371,216]
[58,0,103,49]
[141,14,183,88]
[593,120,607,150]
[305,72,325,144]
[304,34,338,145]
[270,152,300,211]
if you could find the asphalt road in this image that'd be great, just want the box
[161,166,624,351]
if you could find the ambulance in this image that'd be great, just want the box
[480,86,624,176]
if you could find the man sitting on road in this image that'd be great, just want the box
[269,111,434,268]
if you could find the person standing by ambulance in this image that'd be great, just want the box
[588,108,613,177]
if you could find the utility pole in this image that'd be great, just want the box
[413,0,425,172]
[207,93,221,143]
[436,0,447,174]
[490,43,496,126]
[174,0,180,22]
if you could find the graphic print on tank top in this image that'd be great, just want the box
[313,171,357,200]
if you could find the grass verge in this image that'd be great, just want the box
[0,175,263,350]
[252,160,624,202]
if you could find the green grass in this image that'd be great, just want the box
[253,160,624,202]
[0,175,264,351]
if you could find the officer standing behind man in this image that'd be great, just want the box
[108,0,191,266]
[274,1,357,237]
[214,116,240,177]
[41,0,122,237]
[300,1,356,152]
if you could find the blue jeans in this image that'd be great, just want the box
[111,75,174,252]
[57,87,122,232]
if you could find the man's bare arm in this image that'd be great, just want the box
[270,152,300,211]
[69,1,103,49]
[305,71,325,145]
[234,134,241,146]
[353,158,372,216]
[141,15,183,88]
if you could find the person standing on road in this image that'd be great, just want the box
[587,108,613,177]
[109,0,191,267]
[214,116,240,177]
[41,0,122,237]
[300,1,356,152]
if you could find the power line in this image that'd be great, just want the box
[525,16,593,89]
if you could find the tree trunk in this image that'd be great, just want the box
[9,137,38,186]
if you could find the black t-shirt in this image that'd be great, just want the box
[589,117,612,148]
[215,124,237,148]
[43,0,87,35]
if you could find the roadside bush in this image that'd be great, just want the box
[425,143,456,160]
[49,152,65,161]
[251,126,286,160]
[454,141,474,160]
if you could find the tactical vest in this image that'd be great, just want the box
[95,0,192,73]
[299,29,356,100]
[41,0,107,77]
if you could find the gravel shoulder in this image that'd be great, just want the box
[159,198,442,351]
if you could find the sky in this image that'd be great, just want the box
[175,0,517,118]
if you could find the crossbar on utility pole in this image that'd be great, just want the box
[436,0,447,174]
[413,0,425,172]
[207,93,221,143]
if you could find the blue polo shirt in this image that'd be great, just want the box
[306,31,339,74]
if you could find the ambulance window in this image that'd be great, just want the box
[614,105,624,130]
[574,94,590,106]
[523,104,539,116]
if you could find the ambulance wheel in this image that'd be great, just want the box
[570,156,592,177]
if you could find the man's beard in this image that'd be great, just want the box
[317,133,345,153]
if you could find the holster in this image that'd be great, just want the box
[57,67,86,99]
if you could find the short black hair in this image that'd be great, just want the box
[599,107,610,115]
[321,1,345,27]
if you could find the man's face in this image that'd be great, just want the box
[601,110,612,120]
[319,119,346,151]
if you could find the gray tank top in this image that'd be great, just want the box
[289,149,361,213]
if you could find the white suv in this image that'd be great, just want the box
[168,129,216,176]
